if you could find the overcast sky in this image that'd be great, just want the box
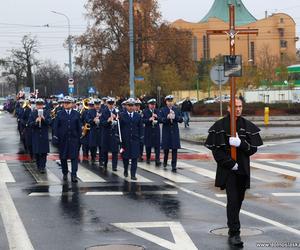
[0,0,299,70]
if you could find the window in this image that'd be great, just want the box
[280,18,284,24]
[203,35,207,60]
[192,36,198,61]
[280,40,288,48]
[278,28,284,37]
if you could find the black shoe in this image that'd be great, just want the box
[171,168,177,173]
[63,174,68,181]
[124,171,128,177]
[91,158,96,164]
[131,176,137,181]
[228,235,243,247]
[112,168,117,172]
[163,163,167,169]
[99,161,104,167]
[146,159,150,164]
[138,157,143,162]
[39,168,45,174]
[155,162,161,167]
[71,176,78,183]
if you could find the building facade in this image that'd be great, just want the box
[172,0,298,65]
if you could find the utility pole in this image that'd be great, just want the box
[206,5,258,160]
[129,0,135,98]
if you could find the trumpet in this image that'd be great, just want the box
[169,109,175,123]
[51,107,57,120]
[22,100,31,109]
[81,123,90,138]
[151,111,158,128]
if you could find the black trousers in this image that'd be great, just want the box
[103,151,118,169]
[225,172,247,237]
[146,146,160,163]
[90,146,103,162]
[123,158,137,177]
[61,158,78,177]
[163,149,178,169]
[35,153,47,169]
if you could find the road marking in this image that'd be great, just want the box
[181,144,209,154]
[24,163,60,184]
[268,161,300,170]
[252,162,300,178]
[71,164,106,183]
[112,221,197,250]
[139,163,196,183]
[166,181,300,237]
[178,161,271,183]
[260,139,300,148]
[28,192,74,197]
[0,161,15,183]
[0,161,34,250]
[272,193,300,197]
[85,190,178,196]
[215,194,226,198]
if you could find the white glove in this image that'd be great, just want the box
[229,133,241,147]
[232,163,238,171]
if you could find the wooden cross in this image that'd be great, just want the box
[206,4,258,160]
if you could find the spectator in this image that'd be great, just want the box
[181,97,193,128]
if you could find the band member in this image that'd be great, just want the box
[160,95,183,172]
[142,99,161,166]
[21,99,34,160]
[86,98,103,165]
[100,98,119,171]
[119,98,143,180]
[28,99,52,173]
[80,99,91,159]
[205,98,263,247]
[53,96,82,183]
[135,99,144,162]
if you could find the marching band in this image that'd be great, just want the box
[15,93,183,182]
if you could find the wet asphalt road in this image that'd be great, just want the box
[0,111,300,250]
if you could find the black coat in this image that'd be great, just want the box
[181,100,193,112]
[205,115,263,190]
[86,109,102,147]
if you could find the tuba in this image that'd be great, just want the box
[80,98,90,114]
[81,123,90,139]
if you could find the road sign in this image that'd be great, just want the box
[135,76,144,81]
[88,87,96,94]
[210,65,229,85]
[68,87,74,94]
[224,55,242,77]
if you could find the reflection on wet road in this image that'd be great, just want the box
[0,112,300,250]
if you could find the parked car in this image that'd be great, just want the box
[176,98,198,106]
[204,95,231,104]
[0,98,6,111]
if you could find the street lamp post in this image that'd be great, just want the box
[129,0,135,98]
[51,11,73,79]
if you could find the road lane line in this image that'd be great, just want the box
[0,161,15,183]
[252,162,300,178]
[28,192,74,197]
[178,161,272,183]
[24,163,60,184]
[71,164,106,183]
[272,193,300,197]
[0,161,34,250]
[139,163,196,183]
[268,161,300,170]
[166,181,300,237]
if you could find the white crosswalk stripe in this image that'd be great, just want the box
[252,162,300,178]
[272,193,300,197]
[139,163,197,183]
[268,161,300,170]
[70,164,107,183]
[24,163,60,184]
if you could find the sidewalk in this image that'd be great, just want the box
[180,120,300,144]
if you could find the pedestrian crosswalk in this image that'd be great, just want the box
[6,158,300,191]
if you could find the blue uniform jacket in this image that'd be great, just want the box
[120,112,143,159]
[54,109,82,159]
[86,109,102,147]
[100,107,119,152]
[160,106,183,150]
[28,109,51,154]
[142,108,161,148]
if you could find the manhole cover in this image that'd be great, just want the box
[86,245,145,250]
[210,227,263,236]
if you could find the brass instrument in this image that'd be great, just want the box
[22,100,31,109]
[81,123,90,138]
[151,110,158,128]
[80,98,90,115]
[51,107,57,120]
